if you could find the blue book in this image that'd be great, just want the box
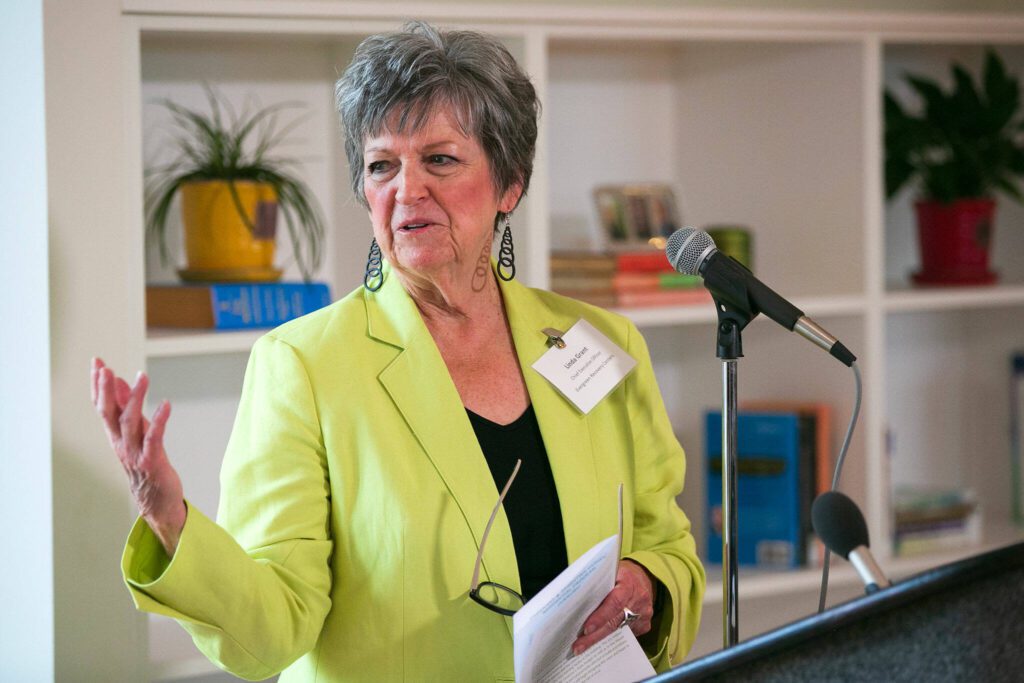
[705,411,803,568]
[146,282,332,330]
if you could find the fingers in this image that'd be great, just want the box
[142,400,172,466]
[115,376,132,409]
[98,366,152,453]
[572,591,628,655]
[91,357,104,405]
[120,372,149,447]
[96,367,122,441]
[571,561,655,656]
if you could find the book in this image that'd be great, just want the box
[615,288,711,308]
[611,271,663,292]
[894,519,982,556]
[658,272,703,289]
[550,252,617,307]
[611,271,702,292]
[146,282,332,330]
[549,251,617,275]
[615,250,675,273]
[551,249,707,309]
[705,411,804,568]
[741,400,833,565]
[892,487,980,557]
[893,487,977,524]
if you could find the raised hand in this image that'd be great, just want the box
[571,559,656,656]
[91,357,186,556]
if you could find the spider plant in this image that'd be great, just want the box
[145,86,325,281]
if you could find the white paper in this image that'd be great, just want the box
[531,319,637,414]
[513,535,656,683]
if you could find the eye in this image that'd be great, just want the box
[366,160,393,177]
[427,154,457,167]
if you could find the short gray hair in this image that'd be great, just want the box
[335,21,539,217]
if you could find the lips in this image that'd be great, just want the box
[395,218,439,232]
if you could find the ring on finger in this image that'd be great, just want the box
[619,607,639,629]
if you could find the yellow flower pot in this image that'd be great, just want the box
[178,180,281,281]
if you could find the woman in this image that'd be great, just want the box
[93,22,704,681]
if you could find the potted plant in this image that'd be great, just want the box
[885,48,1024,285]
[146,87,325,282]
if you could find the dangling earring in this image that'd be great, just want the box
[364,238,384,292]
[497,214,516,282]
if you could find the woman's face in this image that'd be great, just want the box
[362,107,520,283]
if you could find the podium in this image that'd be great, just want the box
[649,540,1024,682]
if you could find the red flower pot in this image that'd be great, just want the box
[912,198,998,286]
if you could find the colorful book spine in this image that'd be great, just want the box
[549,251,618,275]
[615,289,711,308]
[705,411,804,569]
[612,272,702,292]
[550,249,706,310]
[742,400,833,564]
[657,272,703,289]
[146,282,332,330]
[894,508,982,557]
[612,272,662,292]
[615,251,676,273]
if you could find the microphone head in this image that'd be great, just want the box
[812,491,870,559]
[665,227,716,275]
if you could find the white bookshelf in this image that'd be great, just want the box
[146,328,262,357]
[117,3,1024,677]
[884,282,1024,313]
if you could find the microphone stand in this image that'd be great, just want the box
[713,296,754,649]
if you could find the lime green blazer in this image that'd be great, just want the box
[123,266,705,682]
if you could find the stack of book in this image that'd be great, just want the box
[550,250,710,309]
[705,403,834,569]
[893,488,981,557]
[146,281,332,330]
[742,401,834,566]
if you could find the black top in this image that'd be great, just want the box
[467,404,569,601]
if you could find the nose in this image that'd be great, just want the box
[395,163,428,205]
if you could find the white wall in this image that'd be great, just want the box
[0,1,54,680]
[43,0,149,680]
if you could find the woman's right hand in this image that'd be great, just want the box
[91,357,186,557]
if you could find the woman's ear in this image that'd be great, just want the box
[499,182,524,214]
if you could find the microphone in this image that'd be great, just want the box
[812,491,891,593]
[664,228,856,367]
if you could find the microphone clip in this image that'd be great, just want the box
[712,294,755,361]
[702,252,759,360]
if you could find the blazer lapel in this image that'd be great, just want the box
[500,278,603,564]
[366,268,522,616]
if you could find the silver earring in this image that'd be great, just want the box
[497,214,516,282]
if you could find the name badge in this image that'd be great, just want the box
[531,319,637,414]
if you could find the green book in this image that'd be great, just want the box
[657,272,702,289]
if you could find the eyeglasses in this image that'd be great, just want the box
[469,458,525,616]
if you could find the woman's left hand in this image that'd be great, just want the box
[571,559,655,656]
